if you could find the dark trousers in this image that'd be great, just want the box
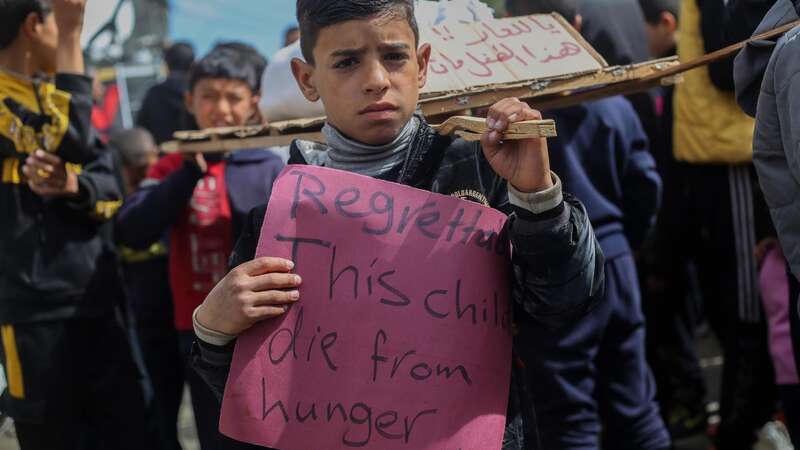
[525,253,670,450]
[125,256,184,450]
[179,332,262,450]
[136,322,184,450]
[649,163,776,447]
[0,312,153,450]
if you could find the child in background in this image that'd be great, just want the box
[188,1,605,449]
[111,127,182,450]
[0,0,153,448]
[637,0,710,437]
[759,241,800,446]
[115,47,284,450]
[505,1,670,449]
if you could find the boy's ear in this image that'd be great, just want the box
[661,11,677,33]
[416,43,432,90]
[184,91,195,115]
[21,12,42,41]
[290,57,320,102]
[250,94,263,123]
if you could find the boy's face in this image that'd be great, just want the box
[26,12,58,73]
[644,12,677,58]
[185,78,260,130]
[124,150,158,193]
[291,15,430,146]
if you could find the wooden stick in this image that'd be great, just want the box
[431,116,557,140]
[161,132,325,154]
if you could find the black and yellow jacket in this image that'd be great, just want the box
[0,70,123,324]
[0,70,97,166]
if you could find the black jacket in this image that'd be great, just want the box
[0,72,97,164]
[0,146,124,323]
[189,120,605,449]
[136,74,191,144]
[700,0,780,91]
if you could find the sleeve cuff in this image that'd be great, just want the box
[508,172,563,214]
[193,307,237,347]
[54,74,92,95]
[65,175,95,210]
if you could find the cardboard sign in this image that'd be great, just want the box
[220,166,513,450]
[421,13,606,94]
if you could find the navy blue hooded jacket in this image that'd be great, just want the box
[115,149,284,251]
[545,96,662,259]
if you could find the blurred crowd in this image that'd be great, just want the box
[0,0,798,449]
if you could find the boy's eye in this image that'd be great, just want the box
[333,57,358,69]
[385,52,409,62]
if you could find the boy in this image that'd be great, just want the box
[137,42,195,144]
[638,0,708,438]
[189,1,604,449]
[0,1,152,449]
[115,46,284,450]
[111,127,182,450]
[640,0,678,60]
[673,0,778,446]
[505,1,670,449]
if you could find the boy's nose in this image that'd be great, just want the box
[362,61,390,95]
[215,99,232,116]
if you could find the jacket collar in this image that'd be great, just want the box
[288,115,452,187]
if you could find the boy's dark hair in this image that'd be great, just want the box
[0,0,51,50]
[188,47,260,94]
[296,0,418,64]
[164,42,195,73]
[109,127,156,168]
[638,0,679,25]
[505,0,578,23]
[212,41,267,92]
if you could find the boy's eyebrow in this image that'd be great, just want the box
[330,47,368,58]
[379,42,412,51]
[329,42,412,58]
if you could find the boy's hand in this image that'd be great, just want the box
[54,0,87,75]
[183,152,208,173]
[195,257,302,336]
[22,150,79,197]
[53,0,87,37]
[481,98,553,193]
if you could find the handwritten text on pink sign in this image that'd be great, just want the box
[220,166,513,450]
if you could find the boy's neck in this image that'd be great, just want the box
[0,43,36,78]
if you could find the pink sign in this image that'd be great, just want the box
[220,165,513,450]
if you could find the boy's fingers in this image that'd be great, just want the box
[25,157,55,174]
[250,289,300,306]
[245,305,290,321]
[486,98,514,129]
[250,272,302,291]
[22,164,50,184]
[238,257,295,276]
[480,129,503,157]
[490,100,526,132]
[33,150,62,165]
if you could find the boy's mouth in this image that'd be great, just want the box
[359,103,399,121]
